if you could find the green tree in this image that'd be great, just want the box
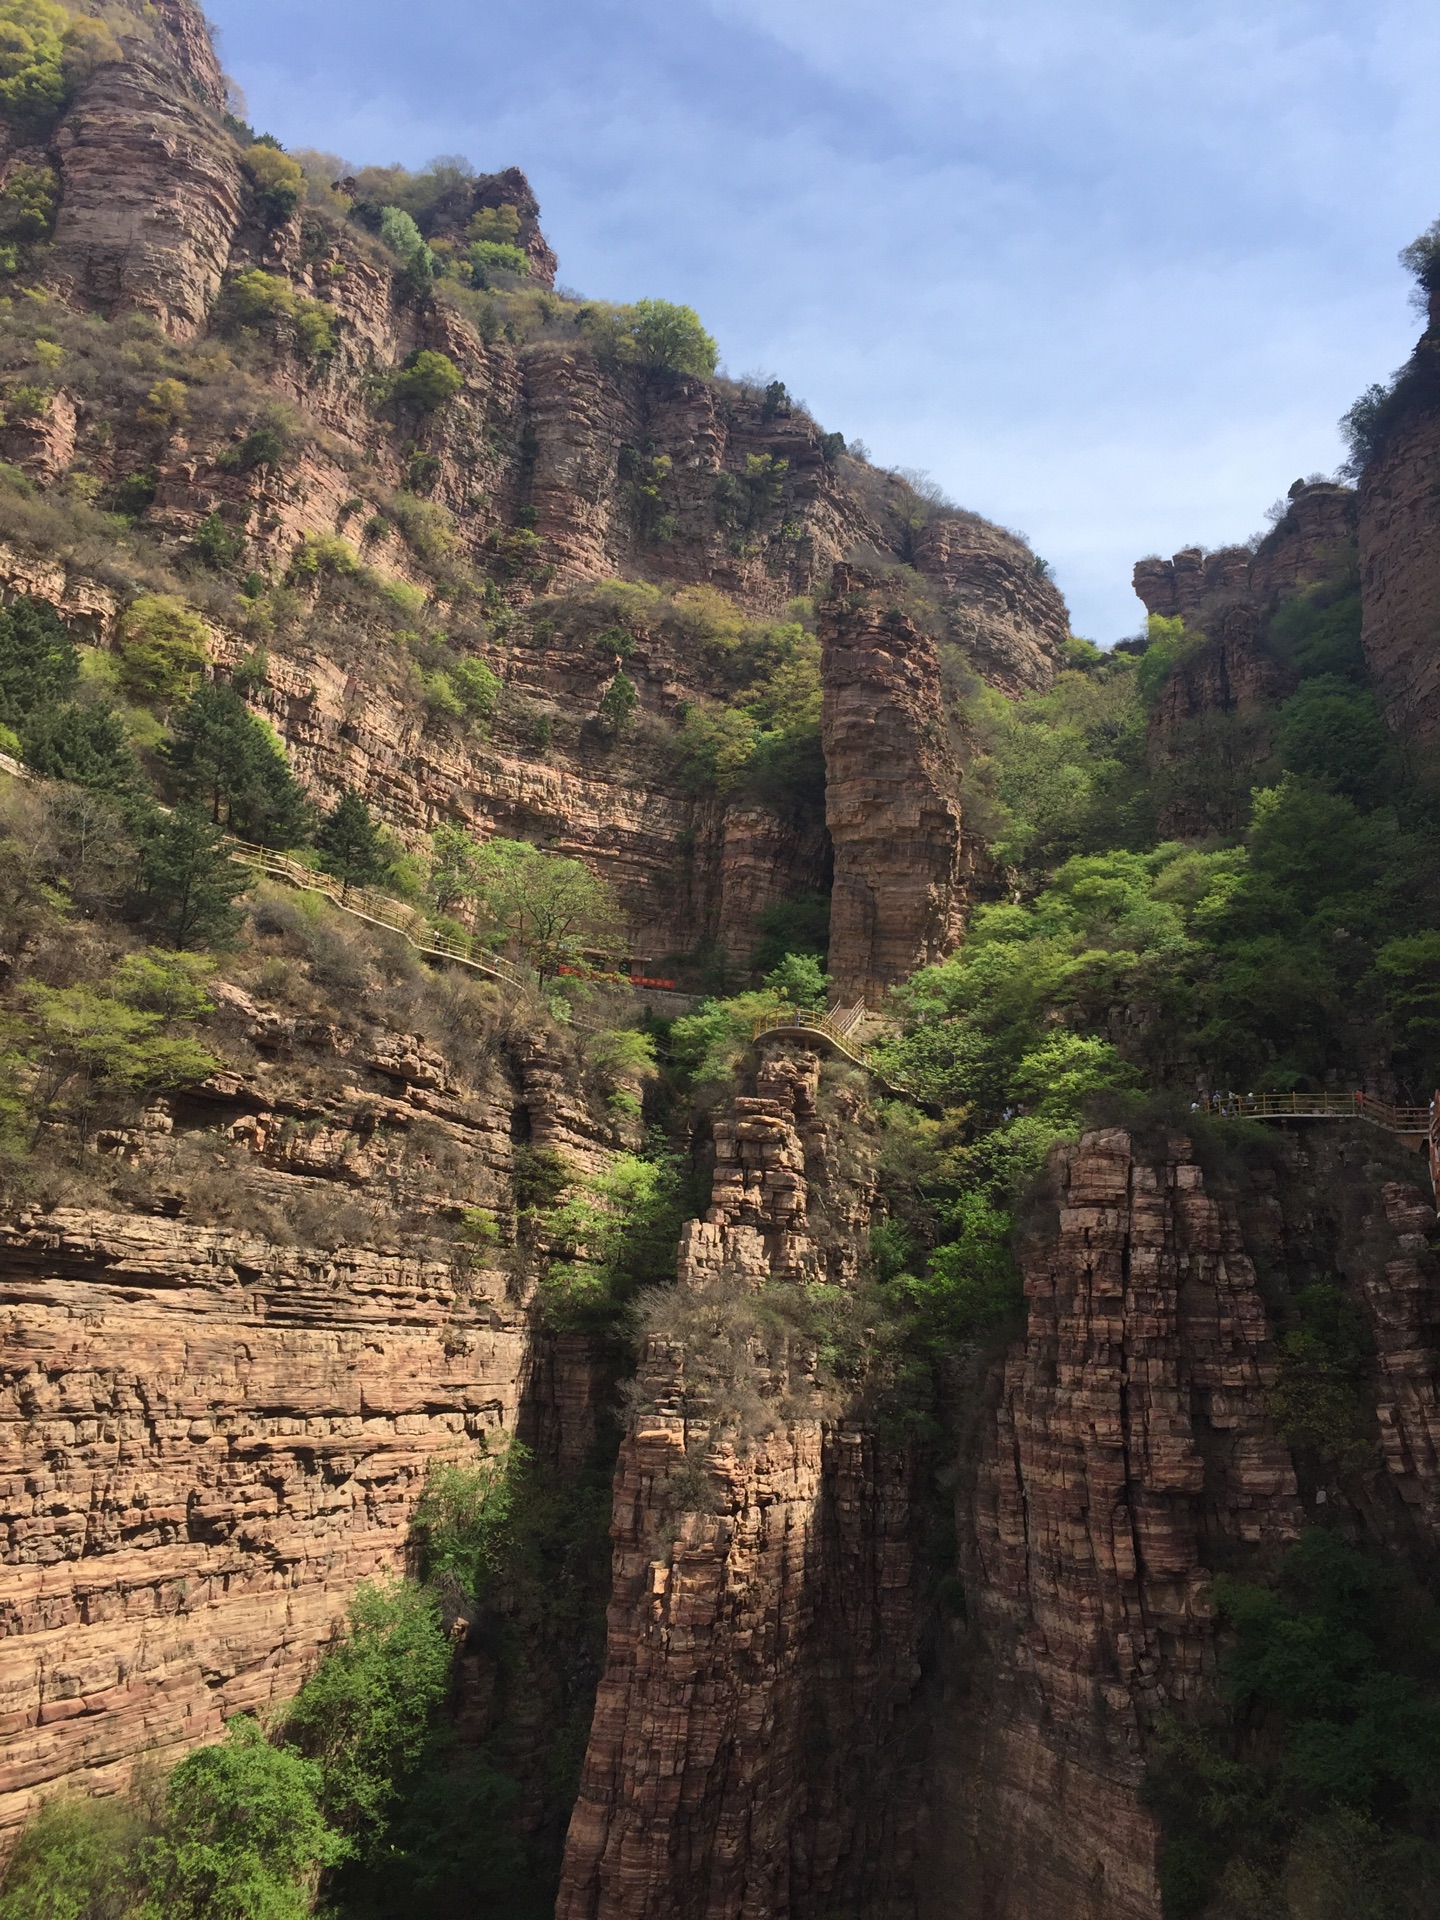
[20,964,217,1142]
[623,298,718,377]
[315,788,390,895]
[282,1581,453,1861]
[0,594,78,727]
[0,1793,145,1920]
[17,701,143,798]
[379,204,435,293]
[469,836,623,975]
[596,668,638,732]
[762,951,829,1009]
[165,682,312,848]
[132,806,248,949]
[115,596,209,705]
[137,1717,341,1920]
[243,143,304,224]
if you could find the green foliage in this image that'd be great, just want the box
[541,1149,687,1329]
[1135,613,1205,706]
[0,1793,144,1920]
[1277,676,1391,804]
[761,950,829,1010]
[378,205,434,293]
[165,682,313,847]
[315,788,390,891]
[115,595,209,705]
[750,892,828,975]
[132,805,248,949]
[190,512,245,572]
[0,593,76,728]
[428,831,623,974]
[1269,578,1365,681]
[17,954,217,1140]
[448,655,499,718]
[596,668,637,732]
[1374,928,1440,1090]
[18,698,142,796]
[243,145,304,225]
[618,298,717,377]
[1266,1282,1375,1469]
[388,349,462,414]
[412,1440,524,1606]
[1149,1533,1440,1916]
[219,271,337,361]
[467,239,528,280]
[1401,214,1440,296]
[138,1717,341,1920]
[0,0,118,134]
[0,161,56,254]
[282,1580,452,1859]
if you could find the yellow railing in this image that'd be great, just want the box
[751,1002,870,1048]
[1202,1091,1432,1134]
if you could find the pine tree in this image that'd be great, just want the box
[132,806,247,950]
[165,682,312,847]
[316,789,389,897]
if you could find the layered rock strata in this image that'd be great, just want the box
[1357,316,1440,746]
[821,568,971,1005]
[924,1128,1305,1920]
[559,1047,923,1920]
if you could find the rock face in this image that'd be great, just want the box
[558,1047,924,1920]
[1132,483,1358,837]
[48,34,244,337]
[1132,482,1356,623]
[822,568,970,1005]
[0,1209,527,1835]
[1357,329,1440,744]
[924,1128,1304,1920]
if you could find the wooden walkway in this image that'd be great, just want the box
[1203,1088,1440,1201]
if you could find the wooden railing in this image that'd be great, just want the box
[1201,1090,1432,1133]
[225,840,533,989]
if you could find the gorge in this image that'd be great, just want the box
[1,6,1439,1919]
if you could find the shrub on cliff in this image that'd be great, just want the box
[219,270,337,362]
[0,0,119,136]
[115,595,209,705]
[387,349,463,415]
[378,205,435,296]
[243,143,305,225]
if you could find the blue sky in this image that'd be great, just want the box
[206,0,1440,641]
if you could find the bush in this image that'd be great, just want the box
[243,144,304,225]
[282,1580,453,1859]
[0,0,117,134]
[0,1793,145,1920]
[190,511,244,572]
[138,1717,341,1920]
[115,595,209,704]
[0,162,57,248]
[467,239,528,280]
[449,656,499,718]
[218,270,336,361]
[389,349,463,414]
[379,205,435,294]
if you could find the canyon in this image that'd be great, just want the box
[1,4,1439,1919]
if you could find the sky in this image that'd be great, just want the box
[205,0,1440,643]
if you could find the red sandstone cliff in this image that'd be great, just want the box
[821,568,975,1006]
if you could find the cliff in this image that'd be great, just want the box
[821,568,971,1005]
[558,1045,927,1920]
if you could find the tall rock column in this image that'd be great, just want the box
[1358,309,1440,746]
[820,567,968,1007]
[557,1047,924,1920]
[923,1128,1304,1920]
